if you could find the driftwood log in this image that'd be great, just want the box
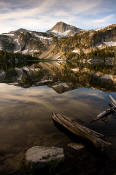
[93,95,116,122]
[51,113,111,151]
[95,107,114,121]
[109,95,116,106]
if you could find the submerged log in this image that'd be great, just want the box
[51,113,111,151]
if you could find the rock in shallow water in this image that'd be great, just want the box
[51,83,73,93]
[25,146,64,171]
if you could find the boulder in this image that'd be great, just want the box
[25,146,64,174]
[52,83,73,93]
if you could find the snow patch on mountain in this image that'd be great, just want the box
[14,38,21,53]
[34,33,51,40]
[51,30,71,36]
[72,49,80,54]
[97,41,116,48]
[97,44,104,48]
[14,39,20,48]
[95,28,103,31]
[22,49,39,54]
[104,41,116,47]
[3,33,14,37]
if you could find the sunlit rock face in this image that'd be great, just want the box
[0,29,54,56]
[47,21,82,37]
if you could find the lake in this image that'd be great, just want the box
[0,61,116,174]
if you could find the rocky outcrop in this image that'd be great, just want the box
[0,30,54,56]
[0,35,15,51]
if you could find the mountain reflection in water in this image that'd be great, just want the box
[0,60,115,91]
[0,61,116,174]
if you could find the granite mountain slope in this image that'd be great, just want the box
[0,22,116,59]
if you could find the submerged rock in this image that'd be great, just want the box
[64,143,98,175]
[64,143,86,160]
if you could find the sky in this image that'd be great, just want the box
[0,0,116,34]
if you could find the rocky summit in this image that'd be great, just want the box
[47,21,82,36]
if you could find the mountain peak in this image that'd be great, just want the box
[9,28,29,34]
[16,28,28,32]
[47,21,82,36]
[55,21,68,25]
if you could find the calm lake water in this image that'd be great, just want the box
[0,61,116,173]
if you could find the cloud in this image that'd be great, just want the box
[73,14,115,29]
[94,14,114,24]
[0,0,116,33]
